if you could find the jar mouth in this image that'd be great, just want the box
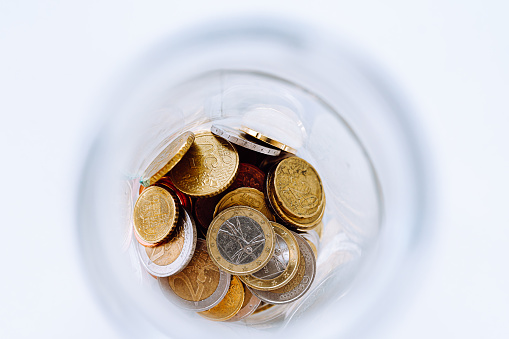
[76,17,431,339]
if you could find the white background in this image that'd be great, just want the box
[1,1,508,338]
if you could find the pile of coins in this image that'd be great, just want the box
[133,125,325,322]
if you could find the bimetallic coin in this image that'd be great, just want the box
[227,163,266,192]
[273,157,324,220]
[158,239,231,311]
[169,131,239,198]
[213,187,275,222]
[240,126,297,154]
[225,283,261,322]
[137,207,197,277]
[198,276,245,321]
[134,186,179,245]
[140,131,194,187]
[207,206,275,275]
[240,222,300,291]
[249,233,316,304]
[211,125,281,156]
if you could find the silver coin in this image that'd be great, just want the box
[251,233,289,280]
[158,240,231,311]
[217,215,266,265]
[137,207,197,277]
[249,233,316,304]
[211,124,281,156]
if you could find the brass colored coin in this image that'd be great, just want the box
[273,157,324,220]
[240,126,297,154]
[198,276,245,321]
[207,206,275,275]
[226,283,261,322]
[145,222,185,266]
[239,222,300,291]
[213,187,275,222]
[168,240,220,301]
[133,186,179,245]
[169,131,239,198]
[140,131,195,187]
[266,169,324,229]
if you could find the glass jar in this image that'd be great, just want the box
[77,17,430,339]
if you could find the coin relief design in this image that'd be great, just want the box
[141,131,195,187]
[145,224,185,266]
[198,276,245,321]
[134,186,179,244]
[168,240,220,301]
[251,233,289,280]
[217,216,265,265]
[227,163,266,192]
[207,206,275,275]
[213,187,275,221]
[170,132,239,197]
[274,157,323,219]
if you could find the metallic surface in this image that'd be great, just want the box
[273,157,324,220]
[158,239,231,311]
[133,186,179,245]
[225,283,261,322]
[239,222,300,291]
[140,131,195,187]
[213,187,275,221]
[207,206,275,275]
[137,207,197,277]
[227,163,266,193]
[211,124,281,156]
[170,131,239,197]
[266,168,323,229]
[240,126,297,154]
[198,276,245,321]
[249,233,316,304]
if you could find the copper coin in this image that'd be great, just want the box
[157,176,192,210]
[227,163,265,193]
[194,194,223,231]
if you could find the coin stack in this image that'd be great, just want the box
[133,125,325,322]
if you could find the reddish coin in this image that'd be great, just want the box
[194,195,223,231]
[157,177,192,211]
[227,163,265,192]
[139,177,192,211]
[134,227,158,248]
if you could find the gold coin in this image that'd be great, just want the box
[134,186,179,245]
[213,187,275,222]
[273,157,324,220]
[207,206,275,275]
[198,276,245,321]
[240,126,297,154]
[169,131,239,198]
[145,221,185,266]
[266,169,324,229]
[226,283,261,322]
[168,239,220,301]
[239,222,300,291]
[140,131,195,187]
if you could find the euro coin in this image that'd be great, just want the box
[137,207,197,277]
[169,131,239,198]
[198,276,245,321]
[133,186,179,245]
[211,125,280,156]
[140,131,194,187]
[249,233,316,304]
[207,206,275,275]
[240,126,297,154]
[225,283,261,322]
[158,239,231,311]
[213,187,275,222]
[239,222,300,291]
